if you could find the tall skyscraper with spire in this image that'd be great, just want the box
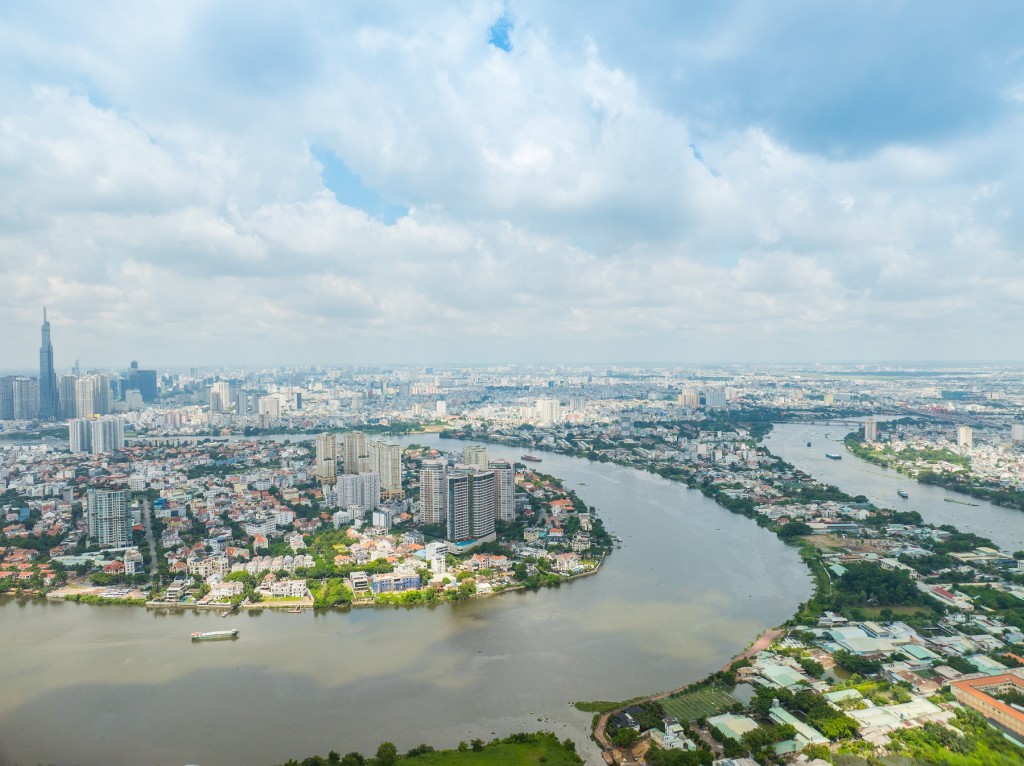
[38,308,59,421]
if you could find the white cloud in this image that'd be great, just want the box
[0,1,1022,367]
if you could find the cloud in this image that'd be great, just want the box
[0,0,1023,367]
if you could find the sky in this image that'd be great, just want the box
[1,1,1023,369]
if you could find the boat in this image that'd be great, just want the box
[287,607,303,613]
[520,454,542,463]
[825,453,842,460]
[806,441,812,447]
[944,497,980,507]
[191,629,239,641]
[897,489,909,499]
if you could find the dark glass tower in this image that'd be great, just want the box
[38,308,59,420]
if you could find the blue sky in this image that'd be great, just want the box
[1,1,1023,366]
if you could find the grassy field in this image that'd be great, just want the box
[406,735,581,766]
[661,688,738,722]
[857,606,934,618]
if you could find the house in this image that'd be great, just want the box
[553,552,582,574]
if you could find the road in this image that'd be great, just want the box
[141,498,158,578]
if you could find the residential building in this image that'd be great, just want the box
[489,459,515,523]
[370,440,402,495]
[343,431,368,474]
[446,469,496,543]
[315,432,338,485]
[462,445,489,469]
[87,489,132,549]
[209,381,232,413]
[419,458,447,524]
[958,425,973,449]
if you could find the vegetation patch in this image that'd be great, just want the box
[661,689,738,722]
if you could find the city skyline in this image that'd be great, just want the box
[2,2,1024,366]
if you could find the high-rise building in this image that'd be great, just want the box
[536,397,561,425]
[94,374,111,415]
[489,459,515,523]
[315,433,338,485]
[446,469,496,543]
[419,458,448,524]
[436,399,447,417]
[957,426,973,449]
[127,365,158,402]
[87,489,132,548]
[69,418,91,453]
[1012,424,1024,444]
[75,376,96,419]
[38,308,59,420]
[124,390,144,411]
[334,472,381,509]
[0,377,14,419]
[371,440,402,494]
[11,377,38,419]
[343,431,368,475]
[90,416,125,454]
[863,417,878,442]
[58,374,78,419]
[210,382,232,413]
[462,445,489,469]
[705,388,727,409]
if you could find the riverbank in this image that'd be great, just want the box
[843,433,1024,513]
[1,431,813,766]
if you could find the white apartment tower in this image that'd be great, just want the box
[210,381,232,413]
[419,458,448,525]
[535,397,561,425]
[87,489,132,549]
[462,445,489,469]
[69,418,91,453]
[75,376,96,419]
[90,416,125,454]
[489,459,515,523]
[371,441,402,495]
[315,433,338,485]
[957,425,973,449]
[863,417,878,442]
[343,431,369,475]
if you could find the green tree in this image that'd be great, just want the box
[374,742,397,766]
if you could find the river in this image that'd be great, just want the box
[0,435,812,766]
[766,423,1024,552]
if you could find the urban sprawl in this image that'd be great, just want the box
[3,313,1024,766]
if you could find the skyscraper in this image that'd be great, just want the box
[489,459,515,523]
[87,489,132,548]
[90,416,125,454]
[69,418,91,453]
[38,308,59,420]
[210,381,232,413]
[315,433,338,485]
[419,458,448,525]
[58,374,78,419]
[446,469,496,543]
[863,417,878,442]
[343,431,369,475]
[371,440,402,496]
[75,377,96,419]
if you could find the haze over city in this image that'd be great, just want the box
[2,1,1023,368]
